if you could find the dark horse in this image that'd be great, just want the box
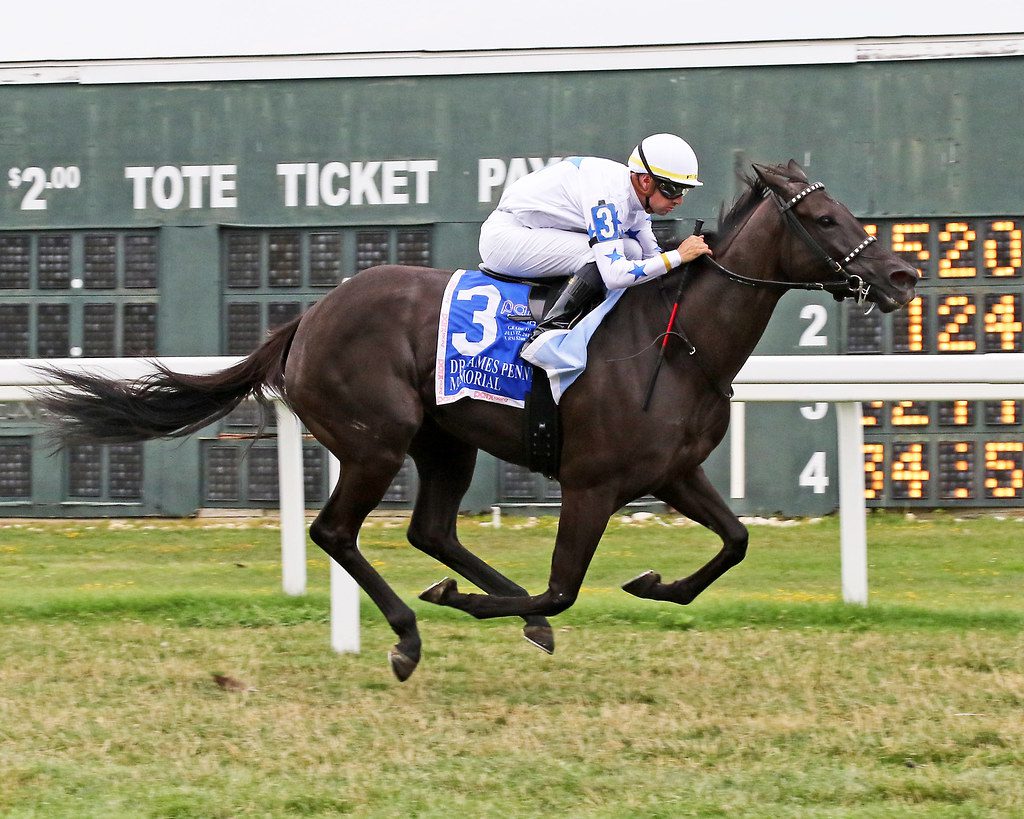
[39,161,917,680]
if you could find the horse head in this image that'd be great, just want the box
[751,160,918,313]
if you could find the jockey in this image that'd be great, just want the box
[479,133,713,340]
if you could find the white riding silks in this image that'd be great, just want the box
[592,236,683,290]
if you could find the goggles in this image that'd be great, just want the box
[653,177,690,199]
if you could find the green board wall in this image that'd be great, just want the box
[2,56,1022,515]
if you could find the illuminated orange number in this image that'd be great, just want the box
[983,293,1022,352]
[860,401,884,428]
[938,221,977,278]
[936,295,977,352]
[938,400,972,426]
[863,443,885,500]
[891,222,931,278]
[984,442,1024,500]
[890,401,929,427]
[984,220,1022,277]
[939,441,974,500]
[985,400,1020,426]
[892,296,926,353]
[892,442,929,500]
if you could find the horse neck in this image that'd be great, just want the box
[669,204,789,382]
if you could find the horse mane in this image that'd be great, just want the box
[700,165,789,253]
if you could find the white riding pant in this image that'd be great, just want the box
[479,209,644,279]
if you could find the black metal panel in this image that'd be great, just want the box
[0,305,30,357]
[309,232,343,286]
[124,234,159,288]
[268,232,301,287]
[36,303,70,357]
[500,462,537,500]
[68,444,103,498]
[0,235,30,289]
[247,447,279,502]
[0,438,32,498]
[303,445,326,504]
[108,444,143,499]
[846,306,883,354]
[123,302,158,356]
[204,445,240,502]
[226,302,262,354]
[396,228,431,267]
[382,458,414,503]
[226,233,261,288]
[84,234,118,289]
[355,230,388,272]
[83,303,117,357]
[37,234,71,289]
[268,301,303,331]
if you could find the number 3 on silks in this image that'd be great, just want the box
[589,202,621,242]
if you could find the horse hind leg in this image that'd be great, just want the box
[623,466,749,605]
[408,424,554,654]
[309,459,422,681]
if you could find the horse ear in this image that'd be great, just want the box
[751,162,792,193]
[786,159,810,182]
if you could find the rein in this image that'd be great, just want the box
[699,182,877,304]
[644,180,878,408]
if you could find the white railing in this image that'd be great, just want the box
[732,353,1024,604]
[2,353,1023,642]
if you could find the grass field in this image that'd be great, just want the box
[1,511,1022,817]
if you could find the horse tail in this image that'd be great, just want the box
[36,315,303,447]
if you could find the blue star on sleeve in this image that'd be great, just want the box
[604,249,624,263]
[624,228,641,240]
[629,263,647,281]
[567,157,584,168]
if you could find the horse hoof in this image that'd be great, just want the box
[419,577,457,605]
[388,649,419,682]
[622,570,661,598]
[523,624,555,655]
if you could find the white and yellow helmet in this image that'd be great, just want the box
[627,133,703,188]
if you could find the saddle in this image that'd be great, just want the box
[479,266,564,480]
[479,267,565,322]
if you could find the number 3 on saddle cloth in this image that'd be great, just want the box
[435,268,625,478]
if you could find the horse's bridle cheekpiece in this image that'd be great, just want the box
[775,181,877,304]
[702,180,878,306]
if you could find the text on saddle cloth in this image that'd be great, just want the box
[435,269,625,408]
[436,269,535,408]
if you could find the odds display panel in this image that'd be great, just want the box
[844,218,1023,505]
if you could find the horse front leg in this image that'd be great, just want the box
[622,465,749,605]
[408,424,554,653]
[420,488,613,620]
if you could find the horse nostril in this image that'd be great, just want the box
[889,268,918,291]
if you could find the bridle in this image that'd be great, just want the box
[647,180,880,404]
[701,181,878,305]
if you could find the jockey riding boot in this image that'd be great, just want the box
[529,262,605,340]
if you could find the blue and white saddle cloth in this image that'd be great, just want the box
[435,269,625,407]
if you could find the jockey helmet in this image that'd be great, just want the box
[627,134,703,194]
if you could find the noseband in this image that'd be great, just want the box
[702,181,878,304]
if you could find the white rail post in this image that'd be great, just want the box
[274,400,307,596]
[730,401,746,499]
[328,453,361,653]
[835,401,868,605]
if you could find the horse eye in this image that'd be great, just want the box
[817,215,837,227]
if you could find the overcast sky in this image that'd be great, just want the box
[4,0,1024,62]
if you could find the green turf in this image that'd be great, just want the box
[1,512,1021,817]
